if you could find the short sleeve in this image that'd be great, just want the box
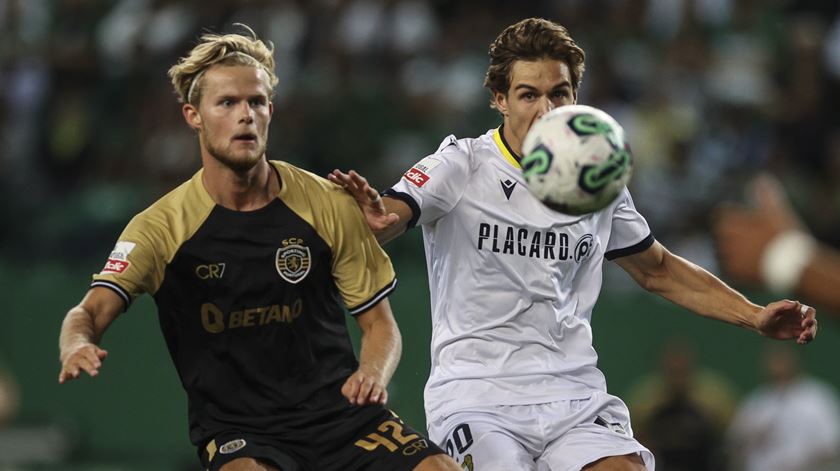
[604,188,654,260]
[90,215,166,309]
[329,194,397,315]
[386,135,471,227]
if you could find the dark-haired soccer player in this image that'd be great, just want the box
[331,17,818,471]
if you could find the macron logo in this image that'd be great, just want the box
[501,179,517,200]
[404,168,430,187]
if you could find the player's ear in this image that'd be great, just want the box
[493,90,509,117]
[183,103,201,131]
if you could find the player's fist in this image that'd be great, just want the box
[755,300,817,345]
[59,343,108,384]
[341,369,388,406]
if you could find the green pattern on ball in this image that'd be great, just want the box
[569,113,622,150]
[521,144,553,181]
[579,148,631,194]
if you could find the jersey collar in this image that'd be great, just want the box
[493,125,522,169]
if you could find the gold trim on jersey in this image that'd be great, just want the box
[206,439,217,464]
[270,161,396,311]
[91,170,216,300]
[493,127,521,170]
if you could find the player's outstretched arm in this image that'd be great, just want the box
[615,241,817,344]
[342,298,402,406]
[328,169,412,244]
[58,287,123,383]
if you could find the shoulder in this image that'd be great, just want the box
[436,131,493,158]
[272,160,352,204]
[126,172,214,245]
[272,161,362,226]
[426,130,495,171]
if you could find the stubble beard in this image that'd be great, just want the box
[202,130,267,173]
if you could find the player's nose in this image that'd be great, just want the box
[536,96,555,119]
[238,102,255,123]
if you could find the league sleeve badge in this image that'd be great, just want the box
[402,157,442,188]
[100,241,136,274]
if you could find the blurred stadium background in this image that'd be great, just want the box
[2,0,840,469]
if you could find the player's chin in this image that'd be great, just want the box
[224,151,263,172]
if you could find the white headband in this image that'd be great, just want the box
[186,69,206,104]
[186,51,270,103]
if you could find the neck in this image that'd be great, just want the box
[501,120,522,161]
[501,121,523,159]
[201,155,278,211]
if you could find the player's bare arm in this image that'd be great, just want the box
[328,169,411,244]
[58,287,123,383]
[342,298,402,406]
[614,240,817,344]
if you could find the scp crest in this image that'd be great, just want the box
[276,239,311,284]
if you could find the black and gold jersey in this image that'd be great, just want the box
[91,161,396,445]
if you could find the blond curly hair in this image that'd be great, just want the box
[168,23,279,105]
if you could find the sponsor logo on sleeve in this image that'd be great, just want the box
[403,168,429,187]
[101,241,136,274]
[403,157,442,187]
[102,259,130,274]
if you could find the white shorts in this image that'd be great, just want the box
[427,390,654,471]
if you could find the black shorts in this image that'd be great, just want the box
[199,406,445,471]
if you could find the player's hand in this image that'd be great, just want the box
[58,343,108,384]
[754,300,817,344]
[714,174,803,283]
[329,169,400,233]
[341,368,388,406]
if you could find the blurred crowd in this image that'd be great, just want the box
[2,3,839,469]
[1,0,840,262]
[627,340,840,471]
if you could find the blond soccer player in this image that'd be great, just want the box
[58,24,460,471]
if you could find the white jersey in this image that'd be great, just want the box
[387,128,653,423]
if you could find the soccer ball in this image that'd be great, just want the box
[520,105,633,215]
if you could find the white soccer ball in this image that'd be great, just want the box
[520,105,633,215]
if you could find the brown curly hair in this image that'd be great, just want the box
[484,18,585,111]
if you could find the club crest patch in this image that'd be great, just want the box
[219,438,246,454]
[276,239,311,284]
